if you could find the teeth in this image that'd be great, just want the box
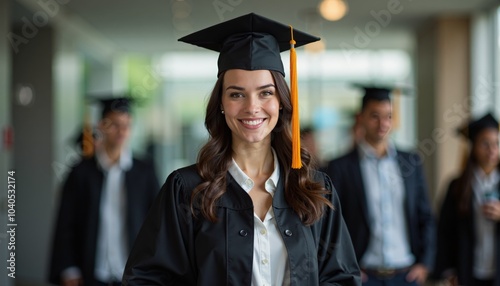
[242,119,263,126]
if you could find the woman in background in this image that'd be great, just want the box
[435,113,500,286]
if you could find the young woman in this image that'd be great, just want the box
[435,113,500,286]
[122,13,360,286]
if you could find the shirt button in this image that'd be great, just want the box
[262,259,268,265]
[239,229,248,237]
[260,229,267,235]
[284,229,292,236]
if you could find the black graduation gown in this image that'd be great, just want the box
[322,147,436,270]
[122,164,361,285]
[48,156,160,285]
[434,178,500,286]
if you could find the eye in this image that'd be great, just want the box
[261,90,274,96]
[229,92,244,98]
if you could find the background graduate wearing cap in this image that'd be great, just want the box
[123,13,360,286]
[49,97,160,286]
[434,113,500,286]
[323,87,435,285]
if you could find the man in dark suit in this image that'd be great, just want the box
[48,97,160,286]
[323,87,435,286]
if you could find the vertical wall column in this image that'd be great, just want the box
[417,17,470,209]
[11,25,55,283]
[0,0,12,285]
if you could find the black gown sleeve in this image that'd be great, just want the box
[48,167,83,284]
[318,173,362,286]
[433,179,459,279]
[122,169,197,285]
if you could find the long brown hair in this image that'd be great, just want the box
[192,70,333,225]
[453,151,475,215]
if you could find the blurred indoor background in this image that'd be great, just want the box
[0,0,499,285]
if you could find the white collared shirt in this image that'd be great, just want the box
[228,149,290,286]
[358,141,415,269]
[472,167,499,279]
[94,147,132,282]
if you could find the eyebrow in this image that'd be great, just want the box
[225,84,275,91]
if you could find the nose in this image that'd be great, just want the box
[244,96,260,114]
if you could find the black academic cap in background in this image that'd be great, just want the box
[98,97,133,118]
[351,84,413,110]
[178,13,320,77]
[85,94,134,119]
[458,113,499,142]
[363,87,392,100]
[355,85,393,109]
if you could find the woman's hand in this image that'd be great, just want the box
[482,201,500,221]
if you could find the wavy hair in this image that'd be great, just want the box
[192,70,332,225]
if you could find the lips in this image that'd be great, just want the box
[241,119,264,125]
[239,118,266,129]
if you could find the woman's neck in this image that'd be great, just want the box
[232,147,274,179]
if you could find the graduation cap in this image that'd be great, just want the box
[355,86,392,109]
[178,13,319,77]
[179,13,320,169]
[458,113,499,142]
[97,97,134,119]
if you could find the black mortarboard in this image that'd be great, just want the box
[358,86,392,109]
[178,13,320,77]
[458,113,499,142]
[96,97,134,118]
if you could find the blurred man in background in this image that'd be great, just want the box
[323,87,436,286]
[49,97,160,286]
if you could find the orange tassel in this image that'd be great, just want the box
[82,106,94,158]
[392,88,401,129]
[290,26,302,169]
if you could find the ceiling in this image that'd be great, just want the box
[11,0,499,56]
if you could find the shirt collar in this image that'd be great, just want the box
[358,139,397,160]
[96,147,133,172]
[473,166,500,186]
[228,148,280,196]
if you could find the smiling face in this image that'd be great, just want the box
[221,69,281,148]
